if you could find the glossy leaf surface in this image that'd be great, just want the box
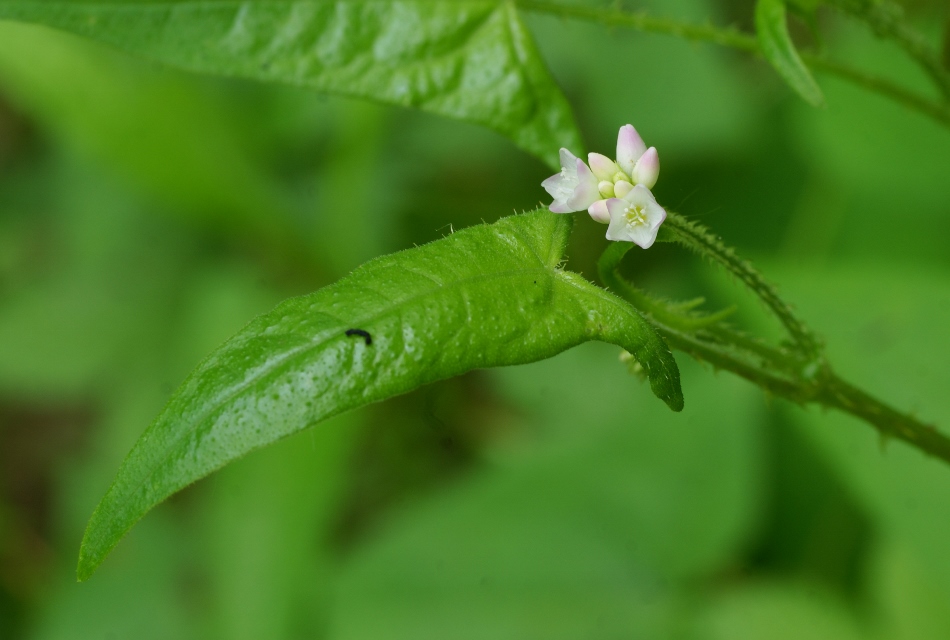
[0,0,581,167]
[77,209,682,580]
[755,0,825,107]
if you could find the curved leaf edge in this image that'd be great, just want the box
[755,0,826,107]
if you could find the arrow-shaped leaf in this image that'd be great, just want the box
[77,209,682,580]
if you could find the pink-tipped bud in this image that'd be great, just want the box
[632,147,659,189]
[587,199,610,224]
[616,124,647,176]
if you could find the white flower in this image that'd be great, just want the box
[605,185,667,249]
[585,125,660,224]
[540,125,662,238]
[542,148,599,213]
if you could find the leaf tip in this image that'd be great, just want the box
[668,392,685,413]
[654,367,685,413]
[75,502,117,582]
[75,546,99,582]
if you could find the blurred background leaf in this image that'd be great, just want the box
[331,351,763,639]
[0,21,312,273]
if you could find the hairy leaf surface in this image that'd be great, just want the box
[77,209,682,580]
[755,0,825,107]
[0,0,580,167]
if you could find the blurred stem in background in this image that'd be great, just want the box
[832,0,950,98]
[518,0,950,128]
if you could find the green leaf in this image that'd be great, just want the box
[77,209,682,581]
[755,0,825,107]
[0,0,581,169]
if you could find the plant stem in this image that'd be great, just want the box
[517,0,950,130]
[662,213,823,357]
[818,374,950,461]
[598,232,950,466]
[802,54,950,127]
[831,0,950,99]
[517,0,759,51]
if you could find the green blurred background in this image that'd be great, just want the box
[1,0,950,637]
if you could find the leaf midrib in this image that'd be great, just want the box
[89,262,559,556]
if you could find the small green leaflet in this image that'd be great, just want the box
[0,0,581,168]
[755,0,825,107]
[77,209,683,580]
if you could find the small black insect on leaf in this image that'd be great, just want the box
[345,328,372,346]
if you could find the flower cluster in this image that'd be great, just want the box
[541,124,666,249]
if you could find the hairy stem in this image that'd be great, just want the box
[598,232,950,465]
[518,0,950,130]
[818,375,950,461]
[662,213,822,357]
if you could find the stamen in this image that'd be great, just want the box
[624,204,647,227]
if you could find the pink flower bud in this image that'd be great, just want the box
[632,147,660,189]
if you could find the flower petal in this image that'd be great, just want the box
[541,171,568,195]
[632,147,660,189]
[588,199,610,224]
[541,172,577,208]
[622,184,658,208]
[627,222,662,249]
[588,153,621,181]
[605,199,633,242]
[558,148,579,178]
[606,185,666,248]
[616,124,647,176]
[566,158,600,210]
[646,200,667,231]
